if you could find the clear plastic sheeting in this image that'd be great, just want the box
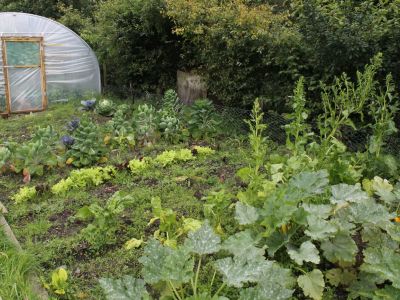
[0,12,101,113]
[9,68,42,112]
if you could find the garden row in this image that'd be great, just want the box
[0,90,220,183]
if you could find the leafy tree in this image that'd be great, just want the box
[83,0,180,94]
[165,0,299,109]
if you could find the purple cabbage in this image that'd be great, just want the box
[81,99,96,110]
[61,135,75,147]
[66,118,80,132]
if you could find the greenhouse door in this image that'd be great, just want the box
[1,37,47,114]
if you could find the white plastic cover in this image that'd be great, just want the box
[0,12,101,113]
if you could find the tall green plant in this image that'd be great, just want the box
[368,74,398,157]
[67,117,107,167]
[284,77,312,155]
[245,99,267,175]
[318,54,382,156]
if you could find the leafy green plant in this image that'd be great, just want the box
[51,166,116,195]
[31,125,58,144]
[107,109,135,148]
[367,74,398,157]
[96,99,116,116]
[203,189,233,229]
[192,145,215,156]
[159,114,181,143]
[162,89,181,115]
[187,99,220,140]
[43,267,69,297]
[154,149,194,167]
[317,54,382,156]
[11,186,37,204]
[0,146,11,173]
[148,197,202,248]
[67,117,107,167]
[284,77,313,155]
[134,104,159,146]
[12,139,58,182]
[100,221,295,299]
[158,89,185,143]
[235,99,269,206]
[232,169,400,299]
[76,192,132,248]
[128,158,151,175]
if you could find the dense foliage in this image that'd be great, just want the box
[3,0,399,109]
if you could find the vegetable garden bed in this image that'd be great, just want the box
[1,63,400,300]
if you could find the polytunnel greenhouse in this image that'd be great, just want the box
[0,12,101,115]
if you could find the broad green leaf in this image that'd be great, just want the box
[52,268,68,285]
[239,263,295,300]
[139,239,193,284]
[347,198,394,230]
[265,227,297,257]
[289,170,329,196]
[347,272,380,300]
[75,206,94,220]
[372,176,396,204]
[373,285,400,299]
[325,268,356,287]
[99,276,149,300]
[362,226,398,250]
[330,184,369,205]
[222,230,263,259]
[361,246,400,289]
[184,221,221,255]
[302,204,332,219]
[385,223,400,243]
[287,241,320,265]
[305,215,337,240]
[235,202,259,225]
[321,232,357,265]
[182,218,203,233]
[297,269,325,300]
[215,256,271,288]
[255,263,295,300]
[270,163,284,174]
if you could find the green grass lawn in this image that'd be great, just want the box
[0,101,249,299]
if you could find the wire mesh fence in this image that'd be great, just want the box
[213,103,400,156]
[137,93,399,156]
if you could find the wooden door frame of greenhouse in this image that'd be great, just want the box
[0,36,47,115]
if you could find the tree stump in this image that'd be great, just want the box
[177,70,207,105]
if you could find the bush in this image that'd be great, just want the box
[84,0,180,94]
[166,0,297,109]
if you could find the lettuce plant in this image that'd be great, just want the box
[51,166,116,195]
[11,186,37,204]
